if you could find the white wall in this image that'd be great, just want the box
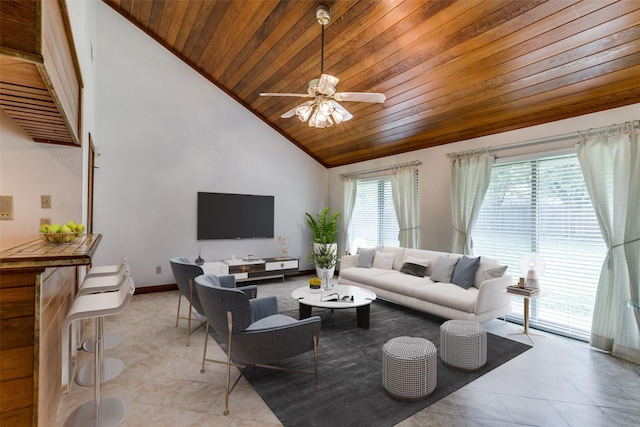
[0,0,97,250]
[0,113,83,249]
[94,3,327,287]
[328,103,640,254]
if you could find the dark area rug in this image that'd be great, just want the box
[212,300,531,427]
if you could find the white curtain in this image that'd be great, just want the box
[340,174,357,256]
[449,152,494,255]
[578,121,640,364]
[391,165,419,248]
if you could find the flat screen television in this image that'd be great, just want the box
[197,192,274,240]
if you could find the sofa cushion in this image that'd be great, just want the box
[413,282,479,313]
[475,264,508,287]
[381,246,406,271]
[430,256,459,282]
[399,261,427,277]
[373,251,395,270]
[451,255,481,290]
[356,247,378,268]
[371,272,430,297]
[338,266,396,286]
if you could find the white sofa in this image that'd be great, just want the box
[337,246,512,323]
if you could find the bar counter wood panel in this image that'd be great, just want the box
[0,234,101,426]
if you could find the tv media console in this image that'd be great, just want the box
[202,256,299,283]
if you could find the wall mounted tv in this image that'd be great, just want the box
[197,192,274,240]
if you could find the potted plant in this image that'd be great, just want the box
[305,208,340,279]
[305,207,340,244]
[306,242,338,289]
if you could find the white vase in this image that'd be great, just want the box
[317,267,335,290]
[314,243,337,281]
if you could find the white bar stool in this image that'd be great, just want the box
[85,256,127,278]
[75,266,131,387]
[80,260,128,353]
[62,273,135,427]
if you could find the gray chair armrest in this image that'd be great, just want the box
[218,275,237,288]
[237,285,258,299]
[249,296,278,322]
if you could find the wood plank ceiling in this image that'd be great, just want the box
[104,0,640,168]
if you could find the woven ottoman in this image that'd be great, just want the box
[440,320,487,371]
[382,336,437,401]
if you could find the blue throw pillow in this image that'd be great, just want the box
[451,255,481,290]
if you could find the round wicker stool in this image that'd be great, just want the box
[382,336,437,401]
[440,320,487,371]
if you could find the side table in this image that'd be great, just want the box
[506,290,547,345]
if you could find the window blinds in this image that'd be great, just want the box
[349,177,400,250]
[473,153,606,341]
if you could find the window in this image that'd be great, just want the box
[349,177,399,250]
[473,153,606,341]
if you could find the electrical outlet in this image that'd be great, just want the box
[41,195,52,209]
[0,195,13,220]
[40,218,51,226]
[156,266,162,274]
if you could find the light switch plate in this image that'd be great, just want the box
[41,195,52,209]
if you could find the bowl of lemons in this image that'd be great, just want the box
[40,221,85,244]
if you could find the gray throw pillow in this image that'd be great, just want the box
[399,262,427,277]
[357,248,377,268]
[430,256,459,282]
[451,255,481,290]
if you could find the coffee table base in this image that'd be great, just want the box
[298,302,371,329]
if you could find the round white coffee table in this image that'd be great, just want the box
[291,284,376,329]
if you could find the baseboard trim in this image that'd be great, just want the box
[134,283,177,294]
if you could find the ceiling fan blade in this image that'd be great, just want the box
[334,92,386,103]
[260,92,312,98]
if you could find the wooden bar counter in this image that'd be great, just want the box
[0,234,102,426]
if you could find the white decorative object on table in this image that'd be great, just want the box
[519,252,545,290]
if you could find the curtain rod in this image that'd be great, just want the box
[339,160,421,179]
[447,120,640,159]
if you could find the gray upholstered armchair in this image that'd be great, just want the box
[195,274,321,416]
[169,257,257,345]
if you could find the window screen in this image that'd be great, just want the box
[473,153,606,341]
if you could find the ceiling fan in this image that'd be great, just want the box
[259,5,386,128]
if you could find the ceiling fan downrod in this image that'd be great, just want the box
[316,5,330,75]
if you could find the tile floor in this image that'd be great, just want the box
[54,276,640,426]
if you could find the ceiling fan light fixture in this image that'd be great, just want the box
[308,107,333,128]
[331,101,352,123]
[319,100,334,115]
[294,101,314,121]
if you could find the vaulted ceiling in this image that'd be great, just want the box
[104,0,640,168]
